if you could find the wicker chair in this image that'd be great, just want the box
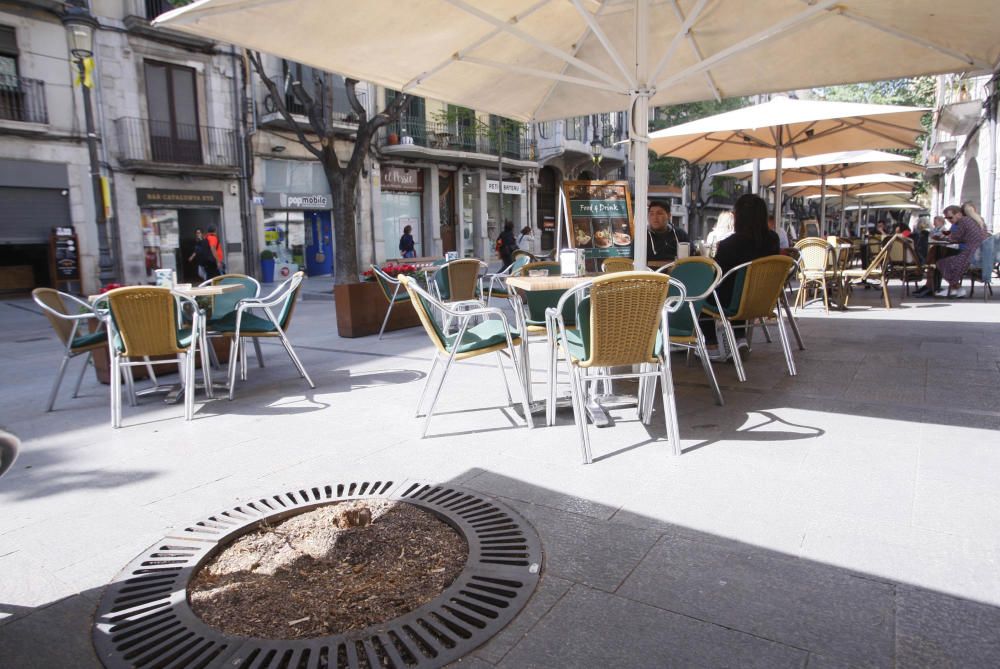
[209,271,314,399]
[656,258,725,406]
[546,272,686,463]
[400,275,532,438]
[93,287,206,428]
[430,258,486,303]
[885,235,924,295]
[369,264,413,339]
[705,255,798,382]
[32,288,108,412]
[601,257,634,273]
[793,237,835,313]
[841,241,893,309]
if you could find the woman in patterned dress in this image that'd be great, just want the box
[934,205,989,298]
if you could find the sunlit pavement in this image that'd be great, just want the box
[1,275,999,667]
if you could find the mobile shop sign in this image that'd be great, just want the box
[563,180,634,269]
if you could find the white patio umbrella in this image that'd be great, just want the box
[714,149,924,231]
[782,173,918,198]
[157,1,1000,267]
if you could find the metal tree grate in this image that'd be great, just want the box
[93,480,542,669]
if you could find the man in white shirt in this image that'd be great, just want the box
[768,215,789,249]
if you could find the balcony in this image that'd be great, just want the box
[257,90,363,131]
[124,0,215,52]
[534,112,628,166]
[378,117,537,167]
[114,117,239,176]
[0,75,48,126]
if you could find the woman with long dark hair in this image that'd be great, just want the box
[699,194,779,361]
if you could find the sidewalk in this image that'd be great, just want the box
[1,281,999,667]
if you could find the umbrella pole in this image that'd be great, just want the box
[556,185,567,252]
[840,189,847,236]
[631,93,651,269]
[773,143,783,226]
[819,170,827,235]
[751,159,761,195]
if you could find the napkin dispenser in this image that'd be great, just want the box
[153,269,176,288]
[560,248,586,277]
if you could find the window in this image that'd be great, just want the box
[386,89,425,142]
[0,25,18,87]
[281,61,356,119]
[144,60,201,164]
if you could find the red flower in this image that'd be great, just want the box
[99,283,123,294]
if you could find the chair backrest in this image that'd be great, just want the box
[975,233,997,283]
[100,287,186,357]
[662,257,723,337]
[512,249,537,262]
[601,257,634,273]
[269,271,305,330]
[32,288,75,345]
[517,261,561,277]
[794,238,833,273]
[886,234,909,263]
[399,275,448,354]
[433,259,483,301]
[210,274,260,316]
[506,255,532,276]
[370,264,404,303]
[729,255,796,321]
[576,272,672,368]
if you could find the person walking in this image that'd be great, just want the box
[205,225,224,272]
[497,221,518,269]
[188,228,220,280]
[398,225,416,258]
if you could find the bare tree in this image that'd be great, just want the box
[247,51,408,284]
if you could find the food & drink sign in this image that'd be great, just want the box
[563,180,634,272]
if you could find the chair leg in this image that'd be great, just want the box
[547,328,559,427]
[775,308,797,377]
[199,330,214,400]
[416,354,440,417]
[240,337,249,381]
[124,365,138,408]
[881,280,892,309]
[820,278,830,314]
[658,356,682,456]
[46,351,73,411]
[720,317,746,383]
[378,300,396,340]
[110,353,121,428]
[274,331,314,388]
[504,337,533,429]
[71,352,91,399]
[780,292,805,351]
[693,325,724,406]
[227,335,241,400]
[143,356,159,388]
[252,338,265,368]
[183,352,195,421]
[567,363,592,464]
[495,351,513,405]
[421,352,457,438]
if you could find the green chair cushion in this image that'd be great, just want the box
[208,311,276,334]
[445,319,520,355]
[71,330,106,350]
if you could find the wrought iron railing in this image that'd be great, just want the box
[380,117,531,159]
[114,116,238,167]
[144,0,175,20]
[0,75,48,124]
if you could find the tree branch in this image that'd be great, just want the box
[247,51,323,161]
[290,79,329,140]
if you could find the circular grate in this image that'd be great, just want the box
[93,480,542,669]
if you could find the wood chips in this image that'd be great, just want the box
[188,499,468,640]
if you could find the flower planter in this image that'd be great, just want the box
[334,281,421,338]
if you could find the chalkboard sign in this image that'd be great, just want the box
[49,226,80,287]
[563,180,634,273]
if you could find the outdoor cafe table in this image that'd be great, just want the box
[505,274,626,428]
[89,283,242,403]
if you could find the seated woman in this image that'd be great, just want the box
[699,194,780,361]
[929,205,990,298]
[705,211,734,257]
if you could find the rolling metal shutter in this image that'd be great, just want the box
[0,187,72,244]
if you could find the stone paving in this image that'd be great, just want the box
[1,277,999,668]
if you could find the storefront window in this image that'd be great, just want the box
[141,208,222,283]
[381,191,422,260]
[486,191,517,249]
[461,173,478,258]
[263,210,305,267]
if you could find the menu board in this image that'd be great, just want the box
[49,227,80,285]
[563,180,634,272]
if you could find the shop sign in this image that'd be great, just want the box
[671,204,686,217]
[486,180,523,195]
[382,166,422,192]
[137,188,223,208]
[266,192,331,209]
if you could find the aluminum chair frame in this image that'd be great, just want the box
[32,288,106,412]
[483,255,531,303]
[369,264,412,340]
[545,272,686,463]
[200,274,265,367]
[709,256,798,383]
[94,288,206,428]
[401,276,533,438]
[223,271,314,400]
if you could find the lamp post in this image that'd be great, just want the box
[590,138,604,180]
[62,0,116,284]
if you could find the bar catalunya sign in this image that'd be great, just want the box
[137,189,223,207]
[563,180,634,272]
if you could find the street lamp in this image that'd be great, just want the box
[62,0,117,284]
[590,138,604,180]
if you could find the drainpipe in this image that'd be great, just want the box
[229,46,254,273]
[986,73,998,232]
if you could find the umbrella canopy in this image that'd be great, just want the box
[714,150,924,185]
[782,173,917,198]
[844,203,923,210]
[157,0,1000,266]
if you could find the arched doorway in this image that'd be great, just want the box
[960,159,981,211]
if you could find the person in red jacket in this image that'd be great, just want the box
[205,226,224,272]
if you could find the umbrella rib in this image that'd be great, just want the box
[401,0,552,92]
[156,0,290,23]
[667,0,722,102]
[655,0,838,91]
[458,57,622,93]
[650,0,713,85]
[567,0,636,88]
[442,0,625,90]
[834,8,991,71]
[818,118,920,149]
